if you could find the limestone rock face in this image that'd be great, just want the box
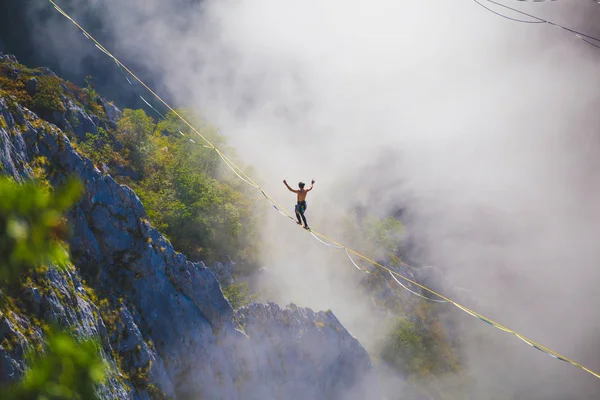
[0,54,375,400]
[234,302,374,400]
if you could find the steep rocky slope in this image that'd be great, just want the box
[0,53,374,400]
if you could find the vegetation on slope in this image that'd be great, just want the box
[343,210,461,398]
[74,106,262,272]
[0,62,103,121]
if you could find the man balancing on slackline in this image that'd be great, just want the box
[283,179,315,230]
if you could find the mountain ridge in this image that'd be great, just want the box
[0,52,375,400]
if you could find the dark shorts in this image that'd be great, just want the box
[295,201,307,214]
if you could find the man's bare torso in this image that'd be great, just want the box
[283,179,314,203]
[296,190,308,202]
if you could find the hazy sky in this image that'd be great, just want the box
[29,0,600,398]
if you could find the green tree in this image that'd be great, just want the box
[115,109,156,171]
[116,109,155,146]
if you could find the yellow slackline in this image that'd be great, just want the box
[47,0,600,381]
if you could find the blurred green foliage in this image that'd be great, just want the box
[0,329,106,400]
[0,177,106,399]
[0,177,82,285]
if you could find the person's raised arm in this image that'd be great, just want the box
[307,179,315,192]
[283,179,298,193]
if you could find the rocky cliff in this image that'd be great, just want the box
[0,53,374,400]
